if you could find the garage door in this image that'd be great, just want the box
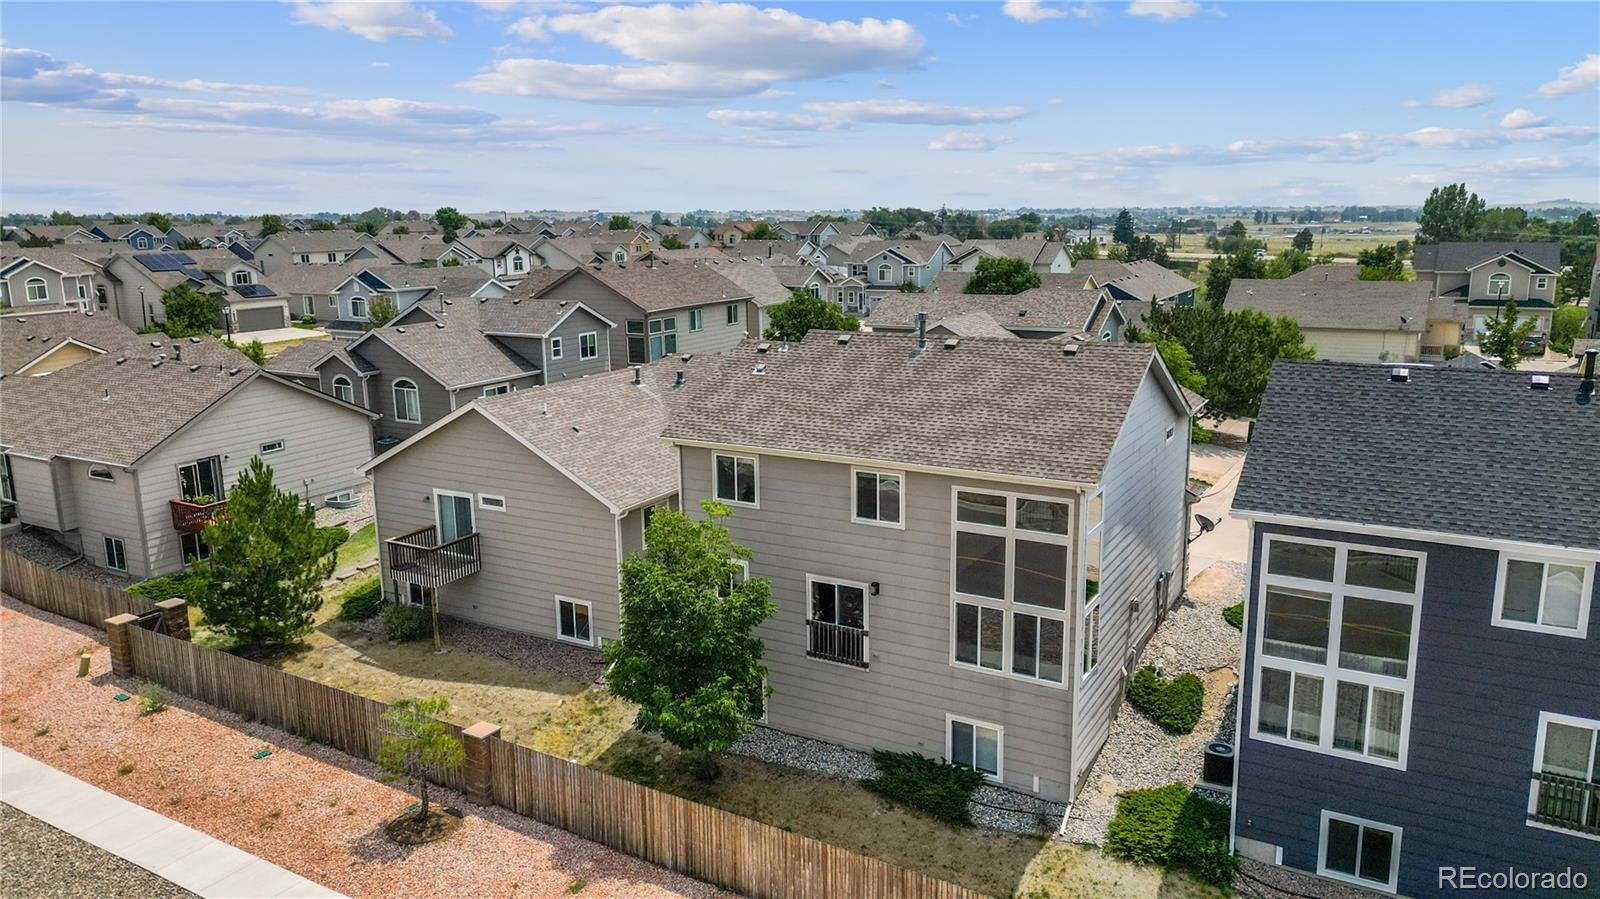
[234,306,287,333]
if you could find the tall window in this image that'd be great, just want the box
[25,278,47,302]
[877,263,892,282]
[392,379,420,422]
[579,332,598,360]
[947,716,1002,781]
[1488,272,1511,298]
[852,469,903,527]
[1252,537,1422,768]
[726,303,740,325]
[331,375,354,404]
[550,337,563,359]
[714,454,757,507]
[626,320,646,364]
[1528,712,1599,838]
[177,457,222,500]
[648,317,677,360]
[807,575,868,668]
[1493,554,1592,638]
[1081,489,1104,678]
[104,537,127,572]
[511,255,525,272]
[434,490,474,543]
[350,296,369,319]
[951,488,1072,686]
[302,295,314,316]
[1318,812,1401,893]
[689,309,703,331]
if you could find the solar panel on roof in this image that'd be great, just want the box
[233,284,276,298]
[134,251,198,272]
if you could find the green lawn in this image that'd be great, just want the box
[332,522,376,573]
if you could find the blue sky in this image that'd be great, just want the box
[2,1,1597,214]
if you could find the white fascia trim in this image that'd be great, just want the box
[449,371,537,391]
[1234,509,1600,560]
[664,438,1097,492]
[257,371,380,419]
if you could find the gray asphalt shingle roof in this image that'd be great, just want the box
[1233,359,1600,550]
[662,333,1161,486]
[1224,278,1432,332]
[1412,241,1562,274]
[535,262,752,313]
[869,286,1105,334]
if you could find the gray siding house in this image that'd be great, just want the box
[360,362,692,641]
[0,314,375,578]
[1229,357,1600,896]
[1412,241,1562,337]
[662,333,1195,803]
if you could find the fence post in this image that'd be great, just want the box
[153,598,190,641]
[104,614,139,676]
[461,722,500,807]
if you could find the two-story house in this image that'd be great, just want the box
[1413,241,1562,338]
[250,231,373,275]
[713,220,762,247]
[868,286,1128,342]
[946,240,1073,276]
[0,312,375,578]
[322,265,508,338]
[264,294,614,445]
[358,360,693,627]
[659,332,1196,803]
[101,250,291,335]
[438,237,540,283]
[521,261,757,366]
[1228,356,1599,896]
[837,240,959,309]
[0,249,107,312]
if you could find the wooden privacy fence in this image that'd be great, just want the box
[1,548,154,628]
[104,620,980,898]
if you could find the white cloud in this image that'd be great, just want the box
[1126,1,1201,21]
[1002,1,1064,23]
[928,130,1014,152]
[706,109,845,131]
[801,99,1029,124]
[288,1,453,42]
[1537,53,1600,98]
[1403,84,1494,109]
[506,15,547,40]
[1461,155,1600,180]
[0,45,305,109]
[1396,174,1441,187]
[369,61,392,69]
[459,3,923,104]
[1499,107,1547,129]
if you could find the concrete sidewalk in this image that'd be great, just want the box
[1,746,344,898]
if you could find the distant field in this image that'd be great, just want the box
[1170,219,1417,257]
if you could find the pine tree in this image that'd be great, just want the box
[1476,297,1536,369]
[1112,209,1137,246]
[378,697,465,822]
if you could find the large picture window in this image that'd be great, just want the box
[1251,536,1423,768]
[647,317,677,361]
[951,487,1074,686]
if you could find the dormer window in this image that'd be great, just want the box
[231,270,252,286]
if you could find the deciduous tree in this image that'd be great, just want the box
[378,696,465,823]
[1292,229,1315,252]
[1476,297,1536,369]
[1132,304,1315,420]
[1203,249,1265,305]
[744,222,782,240]
[160,284,220,338]
[963,256,1041,295]
[1416,183,1485,244]
[1357,244,1406,281]
[608,214,634,231]
[763,290,861,340]
[365,295,399,329]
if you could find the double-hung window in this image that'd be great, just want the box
[579,332,598,360]
[350,296,369,320]
[392,379,421,423]
[806,575,868,668]
[331,375,354,404]
[713,454,757,507]
[1318,811,1401,893]
[947,716,1002,781]
[726,303,740,325]
[550,337,563,360]
[1493,553,1592,638]
[648,317,677,360]
[951,488,1072,686]
[852,469,903,528]
[689,309,703,331]
[1528,712,1600,839]
[1251,537,1423,768]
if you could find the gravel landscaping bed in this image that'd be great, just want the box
[730,724,1067,835]
[1059,562,1244,845]
[437,615,610,685]
[1,802,195,899]
[314,487,374,529]
[0,595,726,899]
[1235,857,1384,899]
[3,530,132,588]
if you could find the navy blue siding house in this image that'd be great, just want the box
[1230,356,1600,897]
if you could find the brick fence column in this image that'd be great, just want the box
[153,599,190,641]
[461,721,500,807]
[104,614,139,676]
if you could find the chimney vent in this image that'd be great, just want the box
[752,363,767,376]
[632,365,642,385]
[674,371,685,387]
[1390,367,1410,383]
[1579,348,1597,404]
[541,402,550,416]
[915,311,928,350]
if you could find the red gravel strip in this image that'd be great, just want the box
[0,596,727,899]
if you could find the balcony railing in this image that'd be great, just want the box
[385,525,481,588]
[807,619,868,669]
[1529,771,1600,837]
[170,498,227,534]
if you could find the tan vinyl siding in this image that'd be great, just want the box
[60,459,148,577]
[1069,372,1190,787]
[137,377,373,575]
[1303,328,1420,363]
[672,300,754,357]
[678,447,1079,801]
[9,455,64,532]
[370,412,624,643]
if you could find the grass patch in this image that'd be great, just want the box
[333,522,376,572]
[861,750,985,827]
[1105,784,1236,888]
[117,763,135,776]
[33,725,49,737]
[138,682,169,715]
[1016,841,1228,899]
[336,577,384,621]
[1222,604,1243,630]
[1127,667,1204,734]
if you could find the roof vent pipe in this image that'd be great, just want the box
[1578,348,1596,405]
[632,365,642,385]
[915,311,928,351]
[674,371,685,388]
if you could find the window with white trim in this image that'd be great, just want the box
[579,331,598,360]
[1535,276,1550,290]
[88,465,115,482]
[1528,712,1599,839]
[557,597,593,645]
[952,488,1071,686]
[482,383,512,397]
[259,440,284,454]
[806,575,868,668]
[852,469,902,527]
[1251,537,1422,768]
[947,716,1002,781]
[331,375,354,404]
[689,309,703,331]
[1081,489,1104,678]
[231,270,251,286]
[104,536,126,572]
[877,263,892,282]
[511,255,524,272]
[25,278,47,302]
[392,379,421,423]
[479,494,506,511]
[714,454,757,507]
[302,295,315,316]
[648,317,677,360]
[300,254,311,264]
[77,284,88,299]
[1493,554,1592,638]
[350,296,369,320]
[1318,811,1401,893]
[726,303,739,325]
[1488,272,1511,297]
[326,252,337,263]
[550,337,563,359]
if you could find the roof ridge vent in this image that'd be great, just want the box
[1529,373,1551,391]
[1389,367,1410,383]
